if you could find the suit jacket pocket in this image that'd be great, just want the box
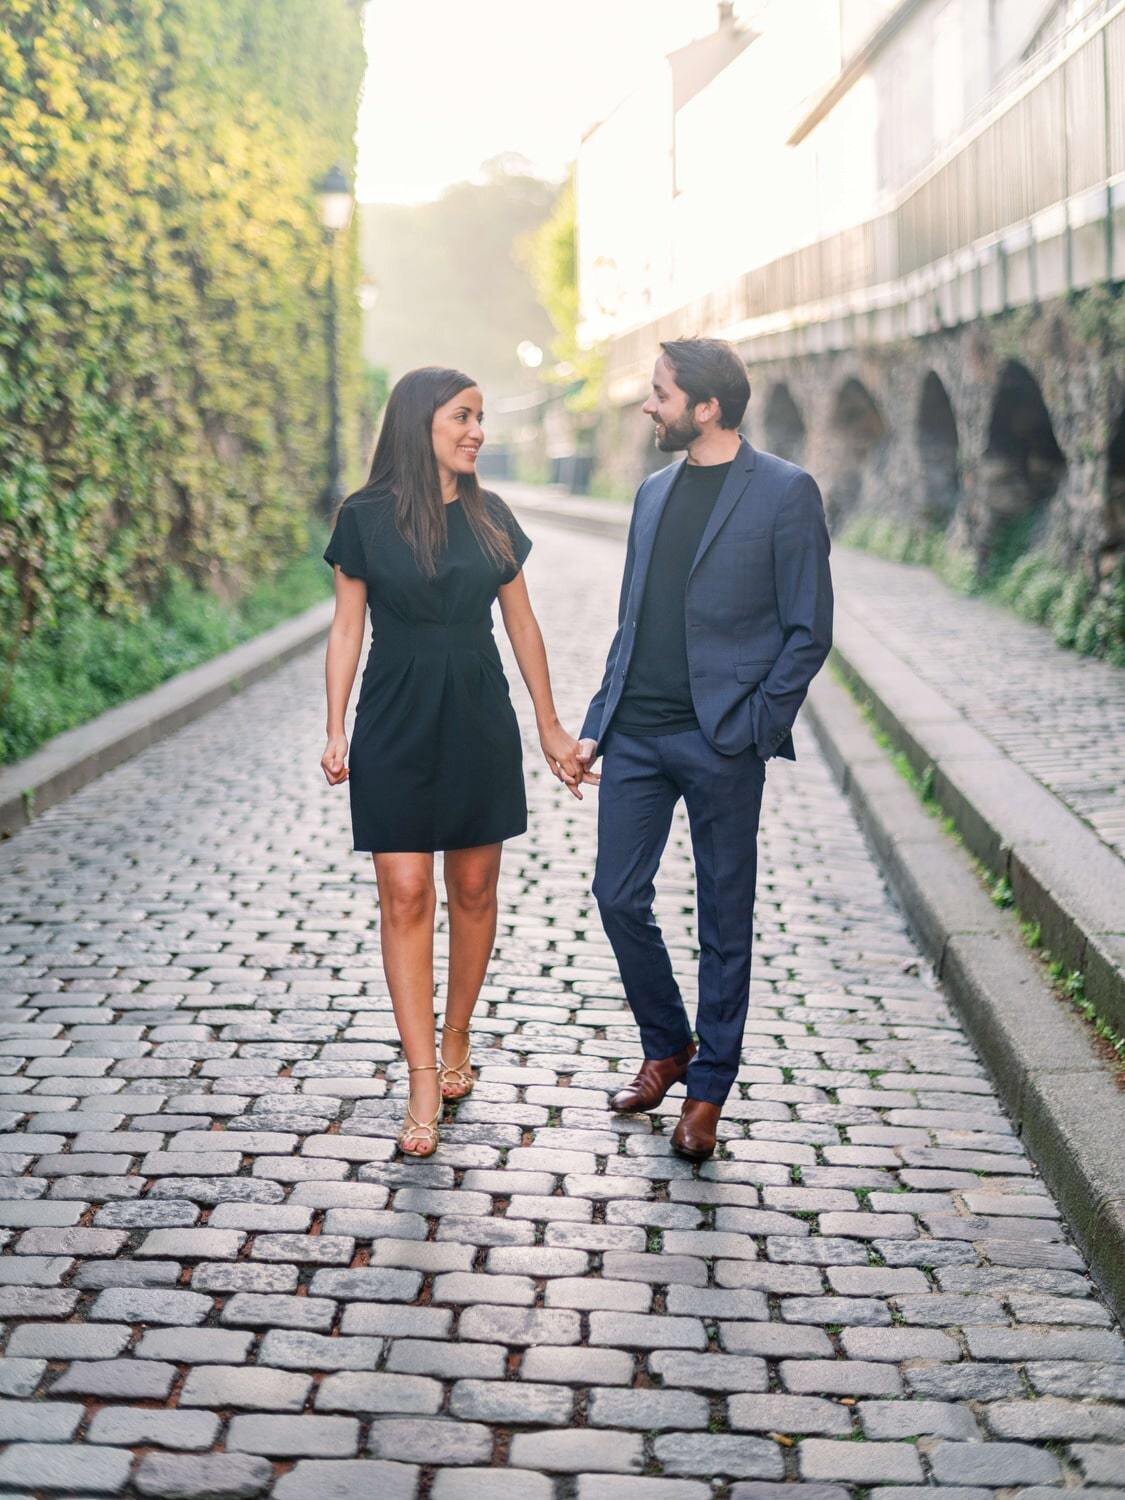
[735,659,773,684]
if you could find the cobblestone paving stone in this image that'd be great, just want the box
[832,547,1125,860]
[0,516,1122,1497]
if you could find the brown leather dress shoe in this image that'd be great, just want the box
[671,1098,721,1161]
[610,1040,696,1114]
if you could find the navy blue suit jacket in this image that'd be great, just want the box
[581,437,833,761]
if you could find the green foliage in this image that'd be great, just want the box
[992,305,1038,360]
[585,473,635,504]
[989,875,1014,910]
[513,453,552,485]
[0,0,364,728]
[0,524,331,763]
[838,513,944,569]
[835,663,1124,1070]
[994,551,1070,623]
[361,365,392,430]
[982,511,1039,587]
[841,515,1125,666]
[1048,960,1125,1063]
[1069,284,1125,348]
[520,171,605,412]
[356,362,391,470]
[524,175,579,348]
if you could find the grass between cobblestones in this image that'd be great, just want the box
[833,663,1125,1071]
[0,524,332,765]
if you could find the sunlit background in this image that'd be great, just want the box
[357,0,731,204]
[348,0,1123,675]
[2,0,1122,777]
[354,0,765,424]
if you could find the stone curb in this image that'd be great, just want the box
[828,612,1125,1036]
[805,670,1125,1324]
[0,599,336,841]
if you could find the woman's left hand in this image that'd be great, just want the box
[539,720,584,800]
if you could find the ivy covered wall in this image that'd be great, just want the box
[0,0,366,712]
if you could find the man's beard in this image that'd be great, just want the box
[654,411,700,452]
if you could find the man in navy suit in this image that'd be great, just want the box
[575,338,833,1159]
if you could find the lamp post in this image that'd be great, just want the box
[315,164,354,513]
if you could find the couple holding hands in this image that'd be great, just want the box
[321,338,833,1161]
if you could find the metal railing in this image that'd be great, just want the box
[605,4,1125,379]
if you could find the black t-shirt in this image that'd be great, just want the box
[613,459,732,736]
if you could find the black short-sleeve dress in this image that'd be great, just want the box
[323,488,532,853]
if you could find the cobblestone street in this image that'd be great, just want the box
[0,515,1122,1499]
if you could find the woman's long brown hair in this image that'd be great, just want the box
[357,366,516,580]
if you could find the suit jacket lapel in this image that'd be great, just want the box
[689,437,757,578]
[630,460,683,602]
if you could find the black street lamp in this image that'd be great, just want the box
[315,164,354,513]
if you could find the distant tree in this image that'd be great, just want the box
[358,364,391,468]
[519,171,603,411]
[358,164,556,405]
[523,175,578,352]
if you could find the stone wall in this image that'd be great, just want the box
[595,294,1125,589]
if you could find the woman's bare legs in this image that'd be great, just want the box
[441,843,503,1097]
[374,852,439,1152]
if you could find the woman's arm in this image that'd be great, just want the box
[497,571,583,797]
[321,569,367,785]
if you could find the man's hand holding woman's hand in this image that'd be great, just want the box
[539,719,585,800]
[321,734,349,786]
[324,723,597,801]
[573,738,601,798]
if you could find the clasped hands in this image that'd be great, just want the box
[539,723,601,801]
[322,723,601,801]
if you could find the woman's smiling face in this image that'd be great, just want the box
[432,385,484,480]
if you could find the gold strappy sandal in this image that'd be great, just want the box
[396,1063,441,1157]
[439,1020,475,1100]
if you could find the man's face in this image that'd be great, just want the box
[642,355,700,452]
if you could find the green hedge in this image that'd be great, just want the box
[1,524,331,764]
[0,0,364,750]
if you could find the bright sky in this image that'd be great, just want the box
[356,0,730,203]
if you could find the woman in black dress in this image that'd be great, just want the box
[320,367,581,1155]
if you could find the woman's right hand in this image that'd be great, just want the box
[321,734,349,785]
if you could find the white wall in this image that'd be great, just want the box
[577,62,676,344]
[576,0,1075,344]
[671,2,839,303]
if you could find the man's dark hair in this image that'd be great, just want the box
[659,337,750,430]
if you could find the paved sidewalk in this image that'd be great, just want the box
[830,549,1125,862]
[0,516,1122,1498]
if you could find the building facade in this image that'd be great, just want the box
[577,0,1125,591]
